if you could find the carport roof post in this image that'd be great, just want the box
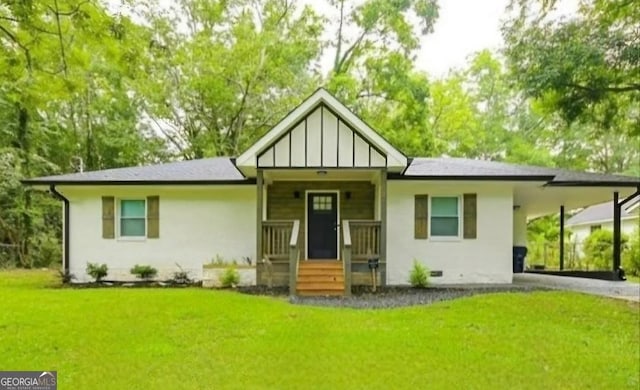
[614,187,640,274]
[560,206,565,271]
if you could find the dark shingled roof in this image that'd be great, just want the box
[23,157,251,184]
[23,156,640,186]
[567,199,639,226]
[403,158,640,185]
[404,158,557,178]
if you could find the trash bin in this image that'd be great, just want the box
[512,246,528,273]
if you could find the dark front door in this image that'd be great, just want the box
[307,193,338,259]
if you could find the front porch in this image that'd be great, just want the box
[256,171,386,296]
[233,89,409,295]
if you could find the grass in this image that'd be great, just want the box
[626,275,640,283]
[0,270,638,389]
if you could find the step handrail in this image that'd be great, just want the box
[289,220,300,296]
[342,220,352,296]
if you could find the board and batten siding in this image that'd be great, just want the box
[257,105,386,169]
[386,181,514,284]
[60,185,256,282]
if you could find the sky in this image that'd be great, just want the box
[143,0,579,78]
[416,0,579,77]
[417,0,509,77]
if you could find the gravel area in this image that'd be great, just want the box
[241,285,544,309]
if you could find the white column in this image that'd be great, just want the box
[513,207,527,247]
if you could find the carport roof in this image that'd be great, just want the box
[402,158,640,186]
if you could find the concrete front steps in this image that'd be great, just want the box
[296,260,345,296]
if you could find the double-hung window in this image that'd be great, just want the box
[430,196,460,238]
[120,199,146,237]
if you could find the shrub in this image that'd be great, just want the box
[58,269,76,284]
[409,260,429,288]
[219,266,240,288]
[86,262,108,282]
[130,264,158,280]
[32,233,62,268]
[171,263,192,284]
[623,229,640,276]
[583,229,628,270]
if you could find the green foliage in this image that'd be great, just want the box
[86,263,108,282]
[623,229,640,276]
[130,264,158,280]
[409,260,429,288]
[504,0,639,127]
[137,0,324,159]
[0,0,167,269]
[326,0,440,157]
[503,0,640,173]
[219,266,240,288]
[583,229,628,270]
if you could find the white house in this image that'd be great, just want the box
[567,199,639,244]
[25,89,640,295]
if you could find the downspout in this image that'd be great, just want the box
[49,185,69,274]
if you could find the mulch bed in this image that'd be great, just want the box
[239,284,546,309]
[61,280,202,288]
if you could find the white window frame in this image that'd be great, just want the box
[429,195,462,241]
[118,198,147,240]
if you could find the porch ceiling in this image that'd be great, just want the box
[263,169,380,183]
[514,182,639,218]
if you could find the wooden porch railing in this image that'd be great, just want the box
[262,221,294,261]
[288,220,300,296]
[342,220,353,297]
[348,220,381,260]
[342,220,382,296]
[261,220,300,295]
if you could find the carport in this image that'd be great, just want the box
[512,169,640,280]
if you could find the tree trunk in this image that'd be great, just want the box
[17,104,32,267]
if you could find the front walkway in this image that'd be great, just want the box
[513,273,640,302]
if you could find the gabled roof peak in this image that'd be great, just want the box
[235,88,407,176]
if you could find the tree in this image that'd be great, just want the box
[0,0,165,267]
[503,0,639,132]
[325,0,439,156]
[426,50,553,164]
[137,0,324,159]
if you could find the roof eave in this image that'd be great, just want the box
[546,181,640,187]
[389,174,556,181]
[22,179,257,186]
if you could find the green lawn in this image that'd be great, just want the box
[0,270,638,389]
[626,275,640,283]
